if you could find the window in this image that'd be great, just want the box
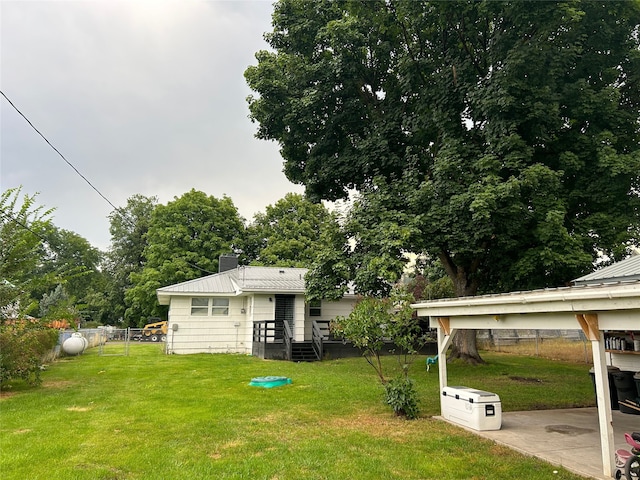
[211,298,229,316]
[309,299,321,317]
[191,298,209,316]
[190,298,230,316]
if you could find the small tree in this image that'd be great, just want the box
[0,319,59,386]
[331,288,425,418]
[39,285,79,329]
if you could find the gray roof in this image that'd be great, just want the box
[572,254,640,285]
[235,266,307,292]
[156,266,307,304]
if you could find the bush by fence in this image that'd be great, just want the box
[0,321,59,386]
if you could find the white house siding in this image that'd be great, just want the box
[251,294,274,322]
[166,296,249,354]
[165,292,357,354]
[294,295,306,341]
[303,297,357,340]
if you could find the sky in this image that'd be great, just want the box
[1,0,304,251]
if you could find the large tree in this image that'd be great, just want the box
[246,0,640,362]
[34,226,105,322]
[126,190,244,323]
[240,192,339,267]
[104,194,158,326]
[1,188,110,324]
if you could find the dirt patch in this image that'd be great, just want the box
[66,406,93,412]
[13,428,32,434]
[0,390,17,399]
[509,376,543,383]
[328,412,427,440]
[208,439,246,460]
[1,380,75,400]
[43,380,75,389]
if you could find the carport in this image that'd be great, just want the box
[411,281,640,478]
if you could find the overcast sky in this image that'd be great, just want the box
[1,0,304,251]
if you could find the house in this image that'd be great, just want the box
[156,257,357,360]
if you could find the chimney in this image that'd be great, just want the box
[218,254,238,273]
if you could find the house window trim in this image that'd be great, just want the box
[190,297,230,317]
[309,299,322,317]
[191,297,209,316]
[211,298,230,316]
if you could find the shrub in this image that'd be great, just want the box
[331,287,427,418]
[384,377,420,419]
[0,321,59,386]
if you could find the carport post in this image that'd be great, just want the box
[435,316,457,415]
[577,313,614,478]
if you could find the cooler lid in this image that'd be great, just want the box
[442,386,500,403]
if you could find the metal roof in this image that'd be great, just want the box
[234,266,307,292]
[573,255,640,285]
[156,266,307,304]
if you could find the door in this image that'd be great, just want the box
[274,294,295,340]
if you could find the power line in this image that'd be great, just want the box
[0,210,49,244]
[0,89,121,213]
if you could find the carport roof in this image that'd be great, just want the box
[411,280,640,317]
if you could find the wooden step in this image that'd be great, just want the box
[291,342,319,362]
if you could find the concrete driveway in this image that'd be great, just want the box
[441,407,640,479]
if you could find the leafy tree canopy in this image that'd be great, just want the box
[247,0,640,362]
[103,194,158,326]
[1,187,111,325]
[126,189,244,323]
[240,192,339,268]
[246,0,640,298]
[42,226,107,326]
[0,188,53,319]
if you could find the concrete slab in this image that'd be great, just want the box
[439,408,640,479]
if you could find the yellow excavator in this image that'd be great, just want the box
[141,319,168,342]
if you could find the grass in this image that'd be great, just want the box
[0,344,595,480]
[479,337,593,364]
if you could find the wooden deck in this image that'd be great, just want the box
[252,320,436,361]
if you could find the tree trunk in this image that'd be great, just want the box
[450,329,484,364]
[439,251,485,364]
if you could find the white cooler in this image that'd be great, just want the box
[441,386,502,431]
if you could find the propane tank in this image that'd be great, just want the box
[62,332,85,355]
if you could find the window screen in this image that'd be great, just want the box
[309,299,321,317]
[211,298,229,316]
[191,298,209,316]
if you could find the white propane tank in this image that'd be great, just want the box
[62,332,85,355]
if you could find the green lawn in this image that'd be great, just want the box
[0,344,594,480]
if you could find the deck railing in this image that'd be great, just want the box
[283,321,293,361]
[253,319,347,361]
[312,320,330,360]
[253,320,278,343]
